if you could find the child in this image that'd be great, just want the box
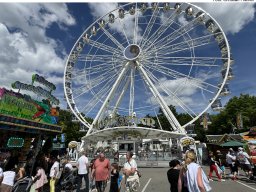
[216,150,226,179]
[109,163,119,192]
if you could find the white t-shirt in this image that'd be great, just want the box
[237,151,250,164]
[50,161,60,177]
[2,171,16,186]
[226,153,235,164]
[65,163,73,171]
[124,159,137,171]
[77,155,88,174]
[0,167,3,177]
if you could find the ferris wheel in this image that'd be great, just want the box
[64,2,234,136]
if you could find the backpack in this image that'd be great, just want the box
[237,153,247,164]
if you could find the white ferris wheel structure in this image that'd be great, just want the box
[64,2,234,140]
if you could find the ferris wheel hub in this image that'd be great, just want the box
[123,44,141,61]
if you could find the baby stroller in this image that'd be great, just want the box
[12,177,32,192]
[59,168,78,191]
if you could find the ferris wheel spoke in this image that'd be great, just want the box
[133,3,139,44]
[144,62,217,93]
[73,74,115,99]
[72,68,117,94]
[139,3,160,47]
[85,62,123,75]
[147,33,217,56]
[118,18,131,45]
[71,64,115,79]
[147,63,217,93]
[78,54,115,61]
[145,56,222,67]
[88,39,122,54]
[112,76,131,116]
[141,4,184,48]
[99,24,125,50]
[144,67,197,118]
[148,59,219,67]
[144,17,200,52]
[81,80,115,115]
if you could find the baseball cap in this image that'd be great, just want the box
[238,147,243,151]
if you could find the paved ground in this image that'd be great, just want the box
[88,167,256,192]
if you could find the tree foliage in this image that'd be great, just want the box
[58,109,85,144]
[208,94,256,134]
[57,94,256,144]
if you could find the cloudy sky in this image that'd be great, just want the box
[0,2,255,118]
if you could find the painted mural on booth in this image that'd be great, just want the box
[0,87,59,124]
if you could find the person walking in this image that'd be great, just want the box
[178,151,211,192]
[49,156,59,192]
[0,165,3,185]
[237,147,253,179]
[123,151,140,192]
[167,159,181,192]
[109,162,119,192]
[216,150,226,179]
[76,151,89,192]
[228,150,238,180]
[31,167,48,192]
[226,148,235,175]
[208,152,224,182]
[0,166,16,192]
[91,152,111,192]
[89,154,98,190]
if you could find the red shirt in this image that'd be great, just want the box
[93,158,110,181]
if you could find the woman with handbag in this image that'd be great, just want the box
[208,152,225,182]
[123,151,140,192]
[178,151,212,192]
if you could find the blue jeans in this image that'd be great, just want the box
[77,173,89,192]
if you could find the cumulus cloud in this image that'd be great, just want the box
[0,3,75,106]
[196,3,255,34]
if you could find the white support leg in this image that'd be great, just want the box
[86,62,130,136]
[129,67,135,116]
[136,61,185,133]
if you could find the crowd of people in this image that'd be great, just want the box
[0,150,140,192]
[0,151,63,192]
[1,146,255,192]
[167,150,211,192]
[167,147,255,192]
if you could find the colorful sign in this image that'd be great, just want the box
[0,87,59,125]
[11,81,59,105]
[7,137,24,148]
[32,74,56,92]
[180,136,195,146]
[96,116,155,129]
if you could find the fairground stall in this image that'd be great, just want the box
[242,127,256,165]
[0,74,62,166]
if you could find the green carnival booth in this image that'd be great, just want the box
[0,74,62,163]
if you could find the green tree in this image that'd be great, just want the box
[208,94,256,134]
[58,109,88,144]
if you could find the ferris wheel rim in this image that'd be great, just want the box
[63,2,232,134]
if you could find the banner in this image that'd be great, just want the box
[0,87,59,125]
[32,74,56,91]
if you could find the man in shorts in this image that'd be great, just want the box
[91,152,111,192]
[237,147,253,179]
